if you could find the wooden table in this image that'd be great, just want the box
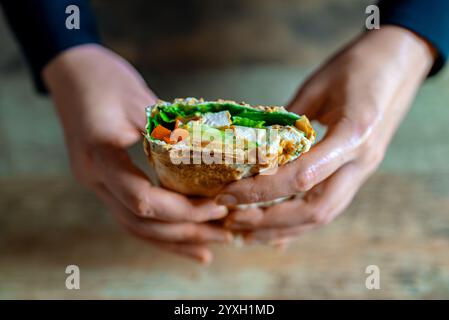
[1,171,449,299]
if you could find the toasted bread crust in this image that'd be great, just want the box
[144,138,264,196]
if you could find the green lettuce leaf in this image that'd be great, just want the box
[146,100,302,139]
[232,116,265,128]
[236,110,299,126]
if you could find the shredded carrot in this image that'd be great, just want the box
[151,124,189,144]
[151,125,171,140]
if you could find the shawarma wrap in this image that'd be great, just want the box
[143,98,315,198]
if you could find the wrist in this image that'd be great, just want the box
[42,44,107,93]
[352,26,436,79]
[382,25,436,68]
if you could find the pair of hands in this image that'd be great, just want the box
[43,26,435,264]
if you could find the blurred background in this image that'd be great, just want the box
[1,0,449,299]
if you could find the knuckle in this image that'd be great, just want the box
[308,214,325,225]
[131,192,155,218]
[359,147,386,174]
[307,206,328,225]
[340,109,380,151]
[247,182,266,203]
[346,130,384,167]
[358,105,381,135]
[341,118,366,146]
[292,168,315,192]
[310,214,328,226]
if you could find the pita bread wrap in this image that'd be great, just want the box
[143,98,315,199]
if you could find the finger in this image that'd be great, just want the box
[94,185,214,263]
[243,224,316,244]
[147,239,213,265]
[93,145,228,222]
[123,218,233,244]
[217,120,358,206]
[94,184,233,244]
[225,162,364,229]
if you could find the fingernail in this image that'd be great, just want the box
[215,194,237,206]
[209,205,228,219]
[208,230,233,243]
[199,252,213,265]
[224,232,234,243]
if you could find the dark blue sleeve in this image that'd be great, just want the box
[0,0,100,93]
[379,0,449,76]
